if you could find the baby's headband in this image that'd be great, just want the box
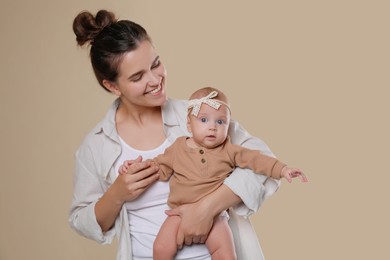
[187,91,230,117]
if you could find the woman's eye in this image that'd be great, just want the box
[200,117,208,123]
[217,119,225,125]
[130,73,143,82]
[132,75,142,82]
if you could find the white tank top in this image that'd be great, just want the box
[114,137,210,260]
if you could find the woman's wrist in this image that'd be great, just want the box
[95,184,124,232]
[106,181,126,206]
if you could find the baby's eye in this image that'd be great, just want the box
[200,117,208,123]
[216,119,225,125]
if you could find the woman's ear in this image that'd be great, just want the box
[103,79,121,96]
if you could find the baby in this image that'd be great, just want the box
[119,87,307,259]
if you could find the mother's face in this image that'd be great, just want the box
[104,40,167,109]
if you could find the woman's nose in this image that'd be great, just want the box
[146,72,160,86]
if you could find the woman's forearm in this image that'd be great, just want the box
[200,184,242,217]
[95,160,160,232]
[95,184,124,232]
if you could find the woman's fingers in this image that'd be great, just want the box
[184,235,193,246]
[191,236,202,244]
[176,230,185,250]
[173,203,214,248]
[117,160,159,201]
[199,236,207,244]
[127,161,159,180]
[129,170,159,190]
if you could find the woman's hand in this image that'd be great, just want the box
[165,201,214,249]
[165,184,241,249]
[114,156,160,203]
[96,156,160,232]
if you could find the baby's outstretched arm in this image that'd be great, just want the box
[281,166,308,183]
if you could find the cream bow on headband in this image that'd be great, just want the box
[188,91,226,117]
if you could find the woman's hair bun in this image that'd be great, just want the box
[73,10,117,46]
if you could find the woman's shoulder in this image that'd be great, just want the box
[76,100,119,154]
[163,98,188,123]
[166,98,188,110]
[75,123,106,157]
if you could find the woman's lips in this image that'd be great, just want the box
[146,84,162,95]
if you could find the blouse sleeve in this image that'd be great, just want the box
[223,119,281,217]
[68,142,116,244]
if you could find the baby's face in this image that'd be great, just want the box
[187,103,230,148]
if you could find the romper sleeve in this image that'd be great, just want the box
[154,140,177,181]
[230,144,287,180]
[223,119,281,217]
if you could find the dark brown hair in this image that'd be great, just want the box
[72,10,151,91]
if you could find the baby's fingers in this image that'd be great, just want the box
[290,170,308,183]
[284,168,308,183]
[299,172,309,183]
[118,165,127,175]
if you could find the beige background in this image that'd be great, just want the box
[1,0,388,259]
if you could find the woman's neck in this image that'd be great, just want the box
[115,102,165,150]
[116,102,161,127]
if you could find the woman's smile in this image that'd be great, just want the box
[147,84,163,95]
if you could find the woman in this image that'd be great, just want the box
[69,9,280,260]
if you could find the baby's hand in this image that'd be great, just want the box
[281,166,308,183]
[118,160,133,175]
[118,156,144,175]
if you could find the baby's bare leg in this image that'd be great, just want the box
[153,215,181,260]
[206,215,237,260]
